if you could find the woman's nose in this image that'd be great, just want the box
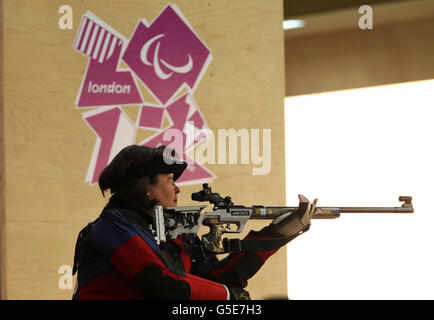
[174,183,180,194]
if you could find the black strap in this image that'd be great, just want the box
[72,222,93,275]
[222,233,303,254]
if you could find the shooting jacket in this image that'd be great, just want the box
[72,207,278,300]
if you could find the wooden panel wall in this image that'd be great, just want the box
[0,0,5,300]
[285,16,434,97]
[1,0,286,299]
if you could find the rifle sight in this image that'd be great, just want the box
[191,183,233,207]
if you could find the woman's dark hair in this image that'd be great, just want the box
[98,145,168,215]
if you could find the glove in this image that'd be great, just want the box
[229,287,251,300]
[258,194,318,239]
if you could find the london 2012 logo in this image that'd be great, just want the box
[73,4,214,186]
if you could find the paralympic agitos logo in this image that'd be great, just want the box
[73,4,214,186]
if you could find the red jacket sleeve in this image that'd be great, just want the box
[190,231,280,288]
[91,211,230,300]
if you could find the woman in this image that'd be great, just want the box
[72,144,317,300]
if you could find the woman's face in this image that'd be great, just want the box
[147,173,180,208]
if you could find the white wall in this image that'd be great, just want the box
[284,79,434,299]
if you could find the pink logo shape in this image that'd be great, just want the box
[74,8,216,186]
[74,12,143,108]
[122,4,212,105]
[137,105,165,130]
[83,107,136,184]
[138,93,215,184]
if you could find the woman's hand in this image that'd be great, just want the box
[257,194,318,239]
[297,194,318,227]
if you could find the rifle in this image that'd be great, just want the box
[152,183,414,254]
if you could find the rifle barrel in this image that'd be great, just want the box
[250,196,414,220]
[335,206,413,213]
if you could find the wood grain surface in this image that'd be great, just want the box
[285,16,434,97]
[0,0,6,300]
[2,0,286,299]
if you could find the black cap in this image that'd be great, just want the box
[98,145,187,195]
[132,150,188,181]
